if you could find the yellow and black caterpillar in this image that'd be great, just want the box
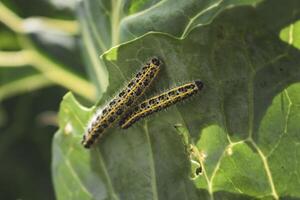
[82,57,161,148]
[119,80,204,129]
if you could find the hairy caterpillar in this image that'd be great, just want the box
[119,80,204,129]
[82,57,161,148]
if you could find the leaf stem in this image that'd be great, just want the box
[111,0,122,46]
[0,2,79,35]
[0,74,53,100]
[0,2,95,101]
[0,2,23,33]
[0,49,96,100]
[22,17,79,35]
[0,50,32,67]
[27,49,96,101]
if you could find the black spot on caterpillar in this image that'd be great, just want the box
[119,80,203,129]
[82,57,162,148]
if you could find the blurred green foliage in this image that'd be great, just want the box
[1,0,300,200]
[0,0,92,199]
[0,87,64,200]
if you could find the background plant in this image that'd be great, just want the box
[1,0,300,200]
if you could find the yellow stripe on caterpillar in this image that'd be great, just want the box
[119,80,203,129]
[82,57,162,148]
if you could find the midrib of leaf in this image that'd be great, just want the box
[266,90,292,157]
[81,20,108,92]
[288,23,294,45]
[65,159,93,198]
[243,38,255,140]
[181,0,223,38]
[57,147,93,198]
[143,122,159,200]
[208,151,226,200]
[95,148,119,200]
[283,90,292,135]
[64,103,86,128]
[111,0,122,46]
[109,60,127,81]
[225,34,280,199]
[121,0,167,22]
[250,140,279,199]
[207,140,247,200]
[83,2,108,51]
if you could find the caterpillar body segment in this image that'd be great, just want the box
[82,57,161,148]
[119,80,203,129]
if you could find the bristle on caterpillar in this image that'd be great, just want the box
[119,80,204,129]
[82,57,162,148]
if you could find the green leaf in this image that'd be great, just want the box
[53,0,300,199]
[75,0,112,96]
[75,0,262,96]
[280,19,300,50]
[53,93,200,199]
[119,0,263,41]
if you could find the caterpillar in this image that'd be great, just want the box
[82,57,162,148]
[119,80,204,129]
